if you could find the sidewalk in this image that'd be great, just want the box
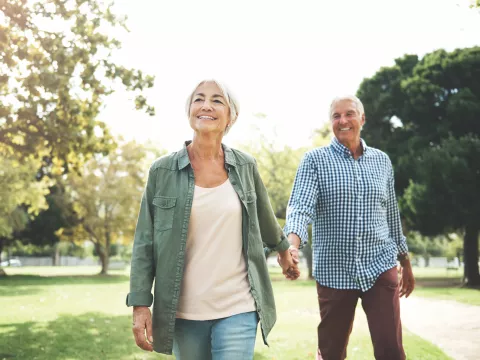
[400,296,480,360]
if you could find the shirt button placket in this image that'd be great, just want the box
[354,159,362,282]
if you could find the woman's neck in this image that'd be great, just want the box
[188,133,224,161]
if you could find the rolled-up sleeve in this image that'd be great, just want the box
[386,165,409,254]
[126,167,156,307]
[284,152,319,249]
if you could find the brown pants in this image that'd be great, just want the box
[316,267,405,360]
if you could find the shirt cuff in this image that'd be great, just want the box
[397,238,409,255]
[284,223,308,250]
[126,291,153,307]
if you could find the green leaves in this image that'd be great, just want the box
[0,0,156,241]
[0,0,155,172]
[358,47,480,284]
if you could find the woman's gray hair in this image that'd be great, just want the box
[185,79,240,134]
[329,95,365,120]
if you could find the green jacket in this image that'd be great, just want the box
[126,142,290,355]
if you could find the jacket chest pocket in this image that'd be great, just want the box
[243,190,257,217]
[152,196,176,231]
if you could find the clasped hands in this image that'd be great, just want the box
[277,245,301,280]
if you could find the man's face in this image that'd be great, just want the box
[331,99,365,147]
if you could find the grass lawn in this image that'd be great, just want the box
[0,266,452,360]
[411,266,480,306]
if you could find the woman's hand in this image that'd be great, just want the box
[132,306,153,352]
[277,248,301,280]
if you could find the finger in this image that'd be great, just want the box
[133,324,153,351]
[405,282,415,298]
[402,281,408,296]
[287,273,299,280]
[287,265,299,273]
[287,269,300,280]
[289,249,300,264]
[146,317,153,344]
[398,279,405,297]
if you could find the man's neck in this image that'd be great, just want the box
[342,139,363,160]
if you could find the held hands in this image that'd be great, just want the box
[132,306,153,352]
[277,245,301,280]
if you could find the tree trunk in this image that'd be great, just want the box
[302,242,314,279]
[98,229,111,275]
[0,237,6,263]
[52,242,60,266]
[464,224,480,287]
[0,238,6,276]
[96,242,109,275]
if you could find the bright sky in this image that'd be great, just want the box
[101,0,480,152]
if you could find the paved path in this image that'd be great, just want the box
[401,296,480,360]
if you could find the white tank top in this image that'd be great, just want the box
[176,179,256,320]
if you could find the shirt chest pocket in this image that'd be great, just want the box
[244,190,257,204]
[242,190,257,219]
[152,196,176,231]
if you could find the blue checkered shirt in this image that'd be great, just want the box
[285,137,408,291]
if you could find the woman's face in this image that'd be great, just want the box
[189,82,230,136]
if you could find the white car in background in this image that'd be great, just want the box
[0,259,22,267]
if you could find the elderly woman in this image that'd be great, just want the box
[127,79,300,360]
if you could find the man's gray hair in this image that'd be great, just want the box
[329,95,365,120]
[185,79,240,134]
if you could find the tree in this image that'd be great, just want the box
[15,181,79,265]
[401,136,480,284]
[357,47,480,286]
[60,140,162,274]
[0,0,155,256]
[0,155,51,261]
[239,119,305,219]
[1,0,155,172]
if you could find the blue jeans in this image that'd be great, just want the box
[173,311,258,360]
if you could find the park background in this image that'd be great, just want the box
[1,0,480,359]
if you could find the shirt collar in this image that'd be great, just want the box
[177,141,237,170]
[330,136,369,158]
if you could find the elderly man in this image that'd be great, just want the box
[284,95,415,360]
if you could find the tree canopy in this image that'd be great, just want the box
[357,47,480,285]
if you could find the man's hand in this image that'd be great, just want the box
[132,306,153,352]
[288,245,300,265]
[399,259,415,298]
[277,248,300,280]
